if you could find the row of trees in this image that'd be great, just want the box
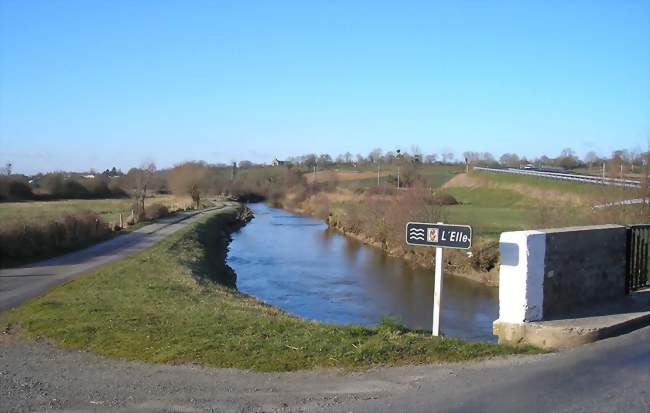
[3,145,648,204]
[270,147,649,172]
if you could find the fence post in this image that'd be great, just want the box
[625,226,632,295]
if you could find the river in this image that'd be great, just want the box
[228,203,498,342]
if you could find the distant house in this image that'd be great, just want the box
[83,174,96,179]
[271,158,286,166]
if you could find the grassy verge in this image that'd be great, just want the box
[1,207,539,372]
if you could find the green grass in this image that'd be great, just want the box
[418,165,465,187]
[0,198,133,223]
[1,207,539,372]
[472,170,605,195]
[0,195,204,225]
[440,187,538,240]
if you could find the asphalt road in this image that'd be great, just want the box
[1,325,648,412]
[0,203,229,312]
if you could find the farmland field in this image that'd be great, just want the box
[0,195,197,224]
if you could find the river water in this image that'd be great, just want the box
[228,203,498,342]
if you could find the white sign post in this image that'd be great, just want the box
[432,246,444,336]
[406,222,472,337]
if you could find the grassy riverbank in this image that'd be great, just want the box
[1,206,539,372]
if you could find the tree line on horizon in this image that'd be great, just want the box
[1,146,648,203]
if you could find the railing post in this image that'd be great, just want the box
[625,226,632,295]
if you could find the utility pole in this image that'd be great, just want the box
[397,167,400,189]
[377,161,381,185]
[602,162,606,183]
[313,164,317,184]
[620,163,624,181]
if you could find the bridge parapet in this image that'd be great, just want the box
[493,225,635,348]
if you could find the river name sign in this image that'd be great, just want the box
[405,222,473,336]
[405,222,472,249]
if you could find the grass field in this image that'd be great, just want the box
[317,165,463,189]
[0,195,197,224]
[470,170,609,196]
[0,208,538,372]
[441,187,537,240]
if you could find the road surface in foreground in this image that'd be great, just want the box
[1,326,648,412]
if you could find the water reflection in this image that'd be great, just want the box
[228,203,498,342]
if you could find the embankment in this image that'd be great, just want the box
[180,203,253,287]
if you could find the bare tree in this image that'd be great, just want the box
[167,162,209,209]
[584,151,599,169]
[368,148,383,164]
[557,148,580,170]
[499,153,520,167]
[424,154,437,164]
[442,152,454,164]
[132,161,156,222]
[318,153,333,166]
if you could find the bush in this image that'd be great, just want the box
[0,212,111,266]
[35,173,126,200]
[431,192,459,205]
[40,174,89,198]
[0,176,35,201]
[145,203,169,220]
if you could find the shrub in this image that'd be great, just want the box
[469,241,500,272]
[145,203,169,220]
[431,192,459,205]
[0,176,35,201]
[0,211,111,266]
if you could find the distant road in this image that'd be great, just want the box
[474,166,642,188]
[0,203,229,312]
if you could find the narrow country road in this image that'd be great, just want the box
[1,326,648,412]
[0,202,230,312]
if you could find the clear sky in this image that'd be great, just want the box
[1,0,649,174]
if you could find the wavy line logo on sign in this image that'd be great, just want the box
[408,227,425,241]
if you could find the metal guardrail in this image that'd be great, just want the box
[473,167,641,188]
[626,225,650,294]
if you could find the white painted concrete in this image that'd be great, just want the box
[497,230,546,323]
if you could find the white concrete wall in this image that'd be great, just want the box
[497,230,546,323]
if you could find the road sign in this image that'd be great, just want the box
[405,222,472,249]
[405,222,473,337]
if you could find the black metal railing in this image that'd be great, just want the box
[626,225,650,294]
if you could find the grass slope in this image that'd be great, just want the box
[1,208,538,372]
[441,187,538,240]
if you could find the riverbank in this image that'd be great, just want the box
[269,190,501,286]
[1,202,537,372]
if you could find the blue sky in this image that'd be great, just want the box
[1,0,649,174]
